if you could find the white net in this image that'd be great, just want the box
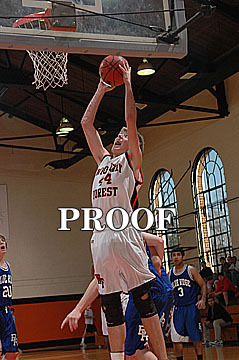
[27,50,68,91]
[13,11,69,91]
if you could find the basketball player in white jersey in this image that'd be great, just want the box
[80,60,167,360]
[61,232,167,360]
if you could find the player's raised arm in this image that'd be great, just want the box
[190,266,207,309]
[142,232,164,276]
[81,81,114,165]
[142,232,164,261]
[61,278,98,332]
[120,62,142,178]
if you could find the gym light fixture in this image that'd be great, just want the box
[56,117,74,136]
[137,59,155,76]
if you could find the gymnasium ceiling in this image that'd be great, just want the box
[0,0,238,169]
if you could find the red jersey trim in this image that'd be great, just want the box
[125,151,144,185]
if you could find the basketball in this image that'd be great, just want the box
[99,55,128,87]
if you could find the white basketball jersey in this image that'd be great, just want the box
[92,152,143,227]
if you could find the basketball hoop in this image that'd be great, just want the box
[13,9,69,91]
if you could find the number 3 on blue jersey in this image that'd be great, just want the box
[178,286,184,297]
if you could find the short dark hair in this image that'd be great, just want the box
[171,247,185,257]
[207,276,213,281]
[220,257,225,261]
[218,272,224,277]
[207,294,215,300]
[121,126,145,152]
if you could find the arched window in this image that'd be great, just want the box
[192,148,232,272]
[149,169,180,271]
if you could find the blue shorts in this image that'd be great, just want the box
[171,303,202,342]
[0,307,18,354]
[125,291,173,356]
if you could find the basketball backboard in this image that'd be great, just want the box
[0,0,187,58]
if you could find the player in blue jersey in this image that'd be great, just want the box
[62,232,170,359]
[0,235,18,360]
[169,247,206,360]
[125,234,173,359]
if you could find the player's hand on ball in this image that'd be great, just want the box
[98,79,116,93]
[119,61,131,85]
[61,308,82,332]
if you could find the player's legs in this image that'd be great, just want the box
[108,323,126,352]
[125,290,172,358]
[0,310,18,360]
[192,341,203,359]
[173,342,183,358]
[171,306,189,360]
[184,305,203,359]
[101,292,125,359]
[154,291,173,335]
[131,283,167,360]
[145,291,172,359]
[142,315,167,360]
[171,306,189,343]
[80,326,87,346]
[126,348,157,360]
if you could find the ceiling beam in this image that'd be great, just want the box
[0,143,78,154]
[137,44,239,126]
[0,134,52,141]
[0,102,54,132]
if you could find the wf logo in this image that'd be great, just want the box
[95,274,105,288]
[11,334,18,347]
[138,325,149,342]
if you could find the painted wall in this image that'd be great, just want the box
[13,297,102,345]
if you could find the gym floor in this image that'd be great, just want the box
[20,345,239,360]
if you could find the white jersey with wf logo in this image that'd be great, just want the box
[92,152,143,227]
[90,152,155,295]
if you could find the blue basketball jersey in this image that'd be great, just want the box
[125,242,173,356]
[169,265,199,306]
[0,262,13,306]
[160,264,173,293]
[145,243,164,292]
[145,243,172,294]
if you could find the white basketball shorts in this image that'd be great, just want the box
[91,227,155,295]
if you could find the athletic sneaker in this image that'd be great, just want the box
[202,340,212,347]
[211,340,223,347]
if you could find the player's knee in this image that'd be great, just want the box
[101,292,124,327]
[131,282,157,319]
